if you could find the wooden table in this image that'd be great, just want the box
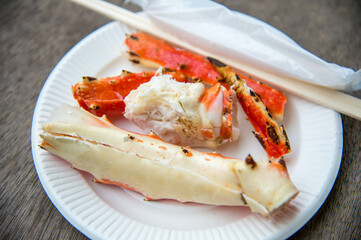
[1,0,360,239]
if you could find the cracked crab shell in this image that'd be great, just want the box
[39,105,298,216]
[124,71,242,149]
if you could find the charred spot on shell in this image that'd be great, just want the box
[181,147,192,157]
[207,57,227,67]
[89,105,100,110]
[250,90,260,102]
[255,92,262,98]
[245,154,257,169]
[128,51,139,57]
[281,125,289,140]
[267,125,280,144]
[278,157,287,170]
[265,107,273,119]
[285,141,291,150]
[281,125,291,150]
[128,134,135,140]
[163,67,176,73]
[38,145,46,150]
[123,134,135,142]
[130,59,140,64]
[235,74,241,80]
[142,72,150,77]
[177,63,188,70]
[249,90,261,100]
[253,131,266,150]
[82,76,97,83]
[249,89,258,98]
[121,70,132,76]
[128,34,139,40]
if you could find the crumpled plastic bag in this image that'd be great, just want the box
[127,0,360,91]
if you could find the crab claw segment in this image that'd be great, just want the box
[40,105,298,216]
[200,82,238,142]
[207,57,291,160]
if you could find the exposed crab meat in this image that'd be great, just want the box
[39,105,299,217]
[123,70,242,148]
[208,57,291,160]
[72,69,188,117]
[125,32,287,121]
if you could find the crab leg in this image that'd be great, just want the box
[72,69,188,117]
[40,105,298,217]
[208,57,291,160]
[125,32,287,121]
[200,83,235,142]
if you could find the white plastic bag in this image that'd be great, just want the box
[127,0,360,91]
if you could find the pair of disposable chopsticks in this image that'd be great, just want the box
[70,0,361,121]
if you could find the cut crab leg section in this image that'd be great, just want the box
[72,69,188,117]
[125,32,287,121]
[124,71,242,148]
[39,105,298,217]
[208,57,291,160]
[125,32,222,85]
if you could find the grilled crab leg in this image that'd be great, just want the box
[125,32,287,121]
[72,69,188,117]
[39,105,298,217]
[208,57,291,160]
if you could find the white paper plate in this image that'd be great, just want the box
[31,21,343,240]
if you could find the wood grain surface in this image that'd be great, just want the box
[0,0,360,239]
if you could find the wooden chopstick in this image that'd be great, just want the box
[70,0,361,121]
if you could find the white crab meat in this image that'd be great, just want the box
[123,70,242,148]
[39,105,298,216]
